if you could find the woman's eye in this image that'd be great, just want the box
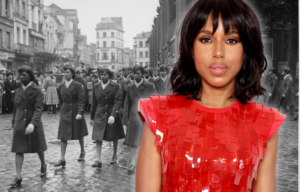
[227,39,238,44]
[200,38,211,43]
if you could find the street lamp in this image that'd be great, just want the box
[133,43,137,66]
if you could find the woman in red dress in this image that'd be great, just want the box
[136,0,286,191]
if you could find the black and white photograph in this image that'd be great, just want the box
[0,0,298,191]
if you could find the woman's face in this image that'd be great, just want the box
[153,70,158,76]
[100,72,110,83]
[134,70,143,83]
[193,15,244,89]
[160,69,167,78]
[19,71,31,85]
[144,71,150,79]
[65,70,73,81]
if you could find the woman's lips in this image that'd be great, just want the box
[209,64,228,75]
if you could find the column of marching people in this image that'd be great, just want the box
[6,63,298,187]
[7,63,173,188]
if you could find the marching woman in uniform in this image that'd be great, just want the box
[154,65,170,95]
[54,67,88,167]
[90,68,125,168]
[136,0,286,191]
[123,66,157,174]
[267,68,281,109]
[11,65,47,187]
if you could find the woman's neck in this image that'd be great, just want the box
[197,80,236,108]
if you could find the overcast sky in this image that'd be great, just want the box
[44,0,159,48]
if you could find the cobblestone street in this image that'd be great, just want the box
[0,112,298,192]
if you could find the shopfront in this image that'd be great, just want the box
[14,43,34,70]
[0,50,15,73]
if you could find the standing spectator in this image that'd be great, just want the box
[10,65,47,187]
[154,65,171,95]
[55,67,88,167]
[120,68,133,108]
[123,66,157,174]
[4,72,17,114]
[267,68,281,109]
[280,67,297,120]
[90,68,125,168]
[44,71,59,114]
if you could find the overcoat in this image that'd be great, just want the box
[123,80,157,146]
[281,74,297,107]
[91,81,125,141]
[267,73,281,109]
[11,83,47,153]
[154,76,171,95]
[57,80,88,140]
[120,77,133,108]
[145,77,155,84]
[4,79,17,112]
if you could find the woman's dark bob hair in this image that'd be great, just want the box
[99,68,113,79]
[18,65,35,81]
[133,66,145,75]
[64,67,75,79]
[170,0,267,104]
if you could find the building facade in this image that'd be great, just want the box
[0,0,16,72]
[133,31,150,67]
[148,0,197,67]
[95,17,125,71]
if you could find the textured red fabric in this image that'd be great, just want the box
[138,95,286,192]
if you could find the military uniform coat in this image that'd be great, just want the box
[11,83,47,153]
[91,81,125,141]
[154,76,171,95]
[267,74,281,109]
[123,80,157,147]
[57,80,88,140]
[281,74,297,107]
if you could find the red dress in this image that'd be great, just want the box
[138,95,286,192]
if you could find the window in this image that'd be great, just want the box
[111,32,114,37]
[112,65,115,69]
[145,51,149,58]
[22,2,25,17]
[169,0,176,24]
[17,28,20,43]
[5,32,10,49]
[23,30,26,44]
[16,0,19,14]
[103,41,106,47]
[140,62,143,66]
[0,30,2,46]
[103,32,106,37]
[102,52,108,60]
[31,6,34,21]
[97,53,99,60]
[146,42,149,47]
[139,51,143,58]
[145,62,149,66]
[111,41,114,47]
[111,52,115,61]
[5,0,10,17]
[139,41,143,47]
[97,32,99,38]
[97,42,99,48]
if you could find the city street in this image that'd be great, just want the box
[0,112,298,192]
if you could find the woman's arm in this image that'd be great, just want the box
[252,132,278,192]
[136,123,162,192]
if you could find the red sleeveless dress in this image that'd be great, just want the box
[138,95,285,192]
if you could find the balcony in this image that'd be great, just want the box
[32,22,37,31]
[14,43,20,51]
[14,43,34,55]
